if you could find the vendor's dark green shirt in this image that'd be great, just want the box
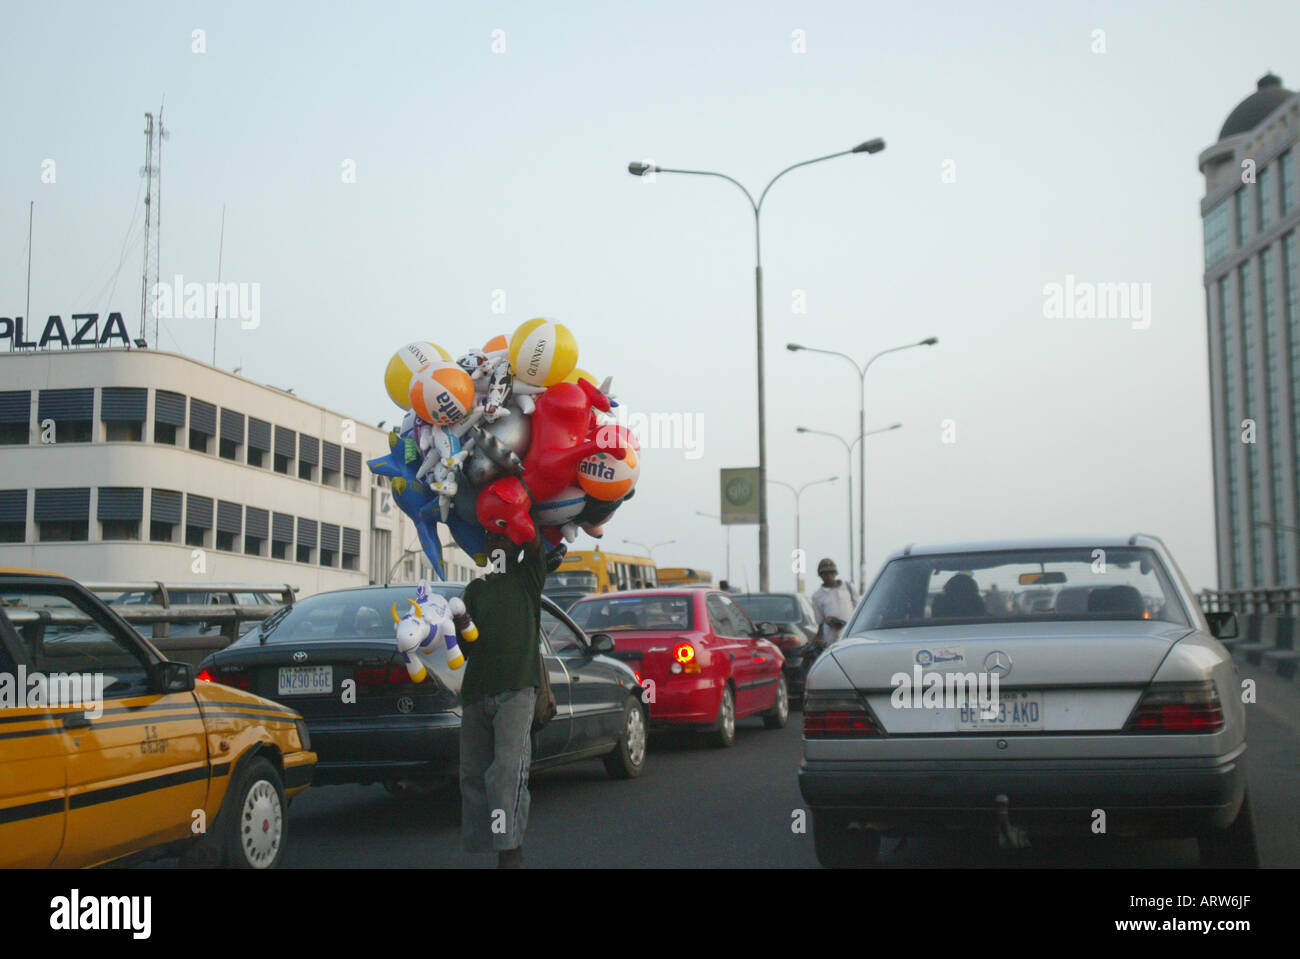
[460,539,546,705]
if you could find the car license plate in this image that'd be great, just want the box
[956,690,1043,730]
[278,665,332,696]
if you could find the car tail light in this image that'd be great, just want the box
[671,642,701,674]
[196,668,215,683]
[355,666,413,686]
[803,692,881,737]
[206,666,252,691]
[778,634,801,651]
[1127,681,1224,732]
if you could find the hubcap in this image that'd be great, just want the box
[722,690,735,738]
[626,706,646,766]
[240,779,282,868]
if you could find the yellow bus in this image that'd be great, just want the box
[546,549,658,606]
[656,567,713,586]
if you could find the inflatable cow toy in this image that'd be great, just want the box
[391,580,478,681]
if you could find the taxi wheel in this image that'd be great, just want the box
[225,758,287,869]
[707,685,736,748]
[762,675,789,729]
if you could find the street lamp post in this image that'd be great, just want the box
[767,476,837,593]
[788,338,937,589]
[628,137,885,591]
[623,538,676,563]
[697,511,731,584]
[796,423,901,585]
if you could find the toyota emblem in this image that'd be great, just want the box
[293,651,308,663]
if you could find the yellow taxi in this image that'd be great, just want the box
[0,569,315,868]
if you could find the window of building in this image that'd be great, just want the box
[186,493,213,549]
[101,387,146,442]
[35,488,90,542]
[98,487,143,541]
[1235,188,1248,248]
[189,398,216,454]
[244,506,268,556]
[322,441,341,487]
[38,389,93,444]
[1204,198,1230,266]
[0,391,30,445]
[271,511,293,560]
[154,390,186,445]
[1286,233,1300,541]
[298,435,319,482]
[216,500,242,552]
[319,522,339,568]
[150,488,182,543]
[248,417,271,469]
[342,526,361,571]
[219,408,245,462]
[1282,151,1295,217]
[1219,275,1241,588]
[297,517,317,565]
[1259,167,1273,232]
[0,489,26,542]
[274,426,296,475]
[344,448,362,492]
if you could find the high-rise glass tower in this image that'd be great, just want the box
[1199,73,1300,589]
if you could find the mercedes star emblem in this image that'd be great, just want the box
[984,650,1012,677]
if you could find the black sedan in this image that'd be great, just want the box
[197,583,648,792]
[732,592,820,704]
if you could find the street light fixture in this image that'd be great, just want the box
[697,511,731,585]
[627,138,885,592]
[788,338,937,588]
[767,476,837,593]
[623,538,676,563]
[796,423,901,581]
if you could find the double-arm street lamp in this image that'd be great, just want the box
[788,337,937,589]
[628,137,886,591]
[624,538,676,564]
[768,476,837,593]
[796,423,901,583]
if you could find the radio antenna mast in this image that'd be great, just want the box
[212,204,226,366]
[138,101,167,345]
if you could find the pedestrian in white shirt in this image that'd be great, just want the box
[810,558,857,646]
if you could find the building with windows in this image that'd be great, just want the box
[0,347,481,595]
[1199,72,1300,588]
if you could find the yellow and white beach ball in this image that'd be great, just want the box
[409,361,476,427]
[384,341,452,409]
[509,318,578,387]
[578,429,640,501]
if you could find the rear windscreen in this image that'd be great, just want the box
[236,585,464,645]
[734,595,800,623]
[569,595,693,631]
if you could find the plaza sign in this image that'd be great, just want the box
[0,313,132,350]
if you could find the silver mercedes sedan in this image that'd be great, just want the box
[798,535,1257,868]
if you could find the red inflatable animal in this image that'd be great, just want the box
[520,379,626,503]
[476,476,536,545]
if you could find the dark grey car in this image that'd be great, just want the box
[197,583,648,791]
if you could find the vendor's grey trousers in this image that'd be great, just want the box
[460,686,537,853]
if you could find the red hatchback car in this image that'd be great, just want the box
[567,588,788,746]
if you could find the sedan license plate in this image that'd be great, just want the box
[957,690,1043,731]
[278,665,332,696]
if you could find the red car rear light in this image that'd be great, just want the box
[803,693,881,737]
[778,634,801,651]
[1127,681,1224,732]
[355,666,413,686]
[673,643,695,664]
[206,666,252,691]
[196,668,215,683]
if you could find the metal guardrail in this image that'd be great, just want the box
[1197,587,1300,616]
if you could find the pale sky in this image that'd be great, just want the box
[4,0,1298,592]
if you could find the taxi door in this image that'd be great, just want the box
[0,619,66,867]
[3,579,210,868]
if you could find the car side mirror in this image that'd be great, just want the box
[754,621,779,637]
[589,633,615,654]
[153,660,195,693]
[1205,611,1238,640]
